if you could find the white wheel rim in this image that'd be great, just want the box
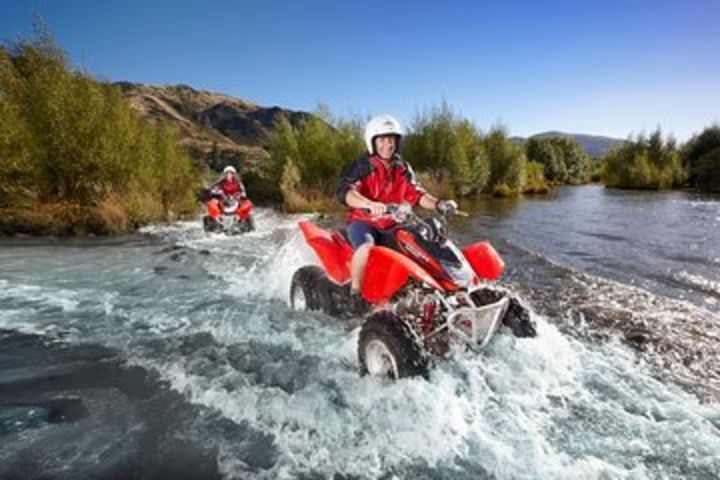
[292,284,307,311]
[365,339,399,379]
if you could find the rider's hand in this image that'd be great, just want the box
[396,203,413,216]
[437,199,458,216]
[365,201,386,217]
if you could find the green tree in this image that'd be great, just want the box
[484,126,526,193]
[683,125,720,191]
[544,137,591,184]
[692,148,720,192]
[0,26,199,233]
[403,102,489,195]
[266,106,364,208]
[603,129,683,190]
[525,137,566,182]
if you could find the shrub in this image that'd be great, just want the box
[484,126,526,191]
[0,28,200,234]
[603,129,684,190]
[403,102,489,196]
[683,125,720,191]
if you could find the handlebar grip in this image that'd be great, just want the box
[358,204,406,216]
[358,205,394,215]
[384,204,399,214]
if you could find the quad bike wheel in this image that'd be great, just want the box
[244,215,256,232]
[290,266,331,311]
[289,266,368,317]
[358,311,428,379]
[203,216,218,232]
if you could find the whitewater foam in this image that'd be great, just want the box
[2,212,719,478]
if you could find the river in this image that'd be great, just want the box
[1,186,718,479]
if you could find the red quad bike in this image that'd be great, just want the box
[203,187,255,235]
[289,204,536,379]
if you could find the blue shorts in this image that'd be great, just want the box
[346,221,388,250]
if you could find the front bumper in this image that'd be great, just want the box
[446,296,509,350]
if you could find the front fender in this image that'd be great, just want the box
[462,241,504,281]
[237,199,253,219]
[361,246,442,305]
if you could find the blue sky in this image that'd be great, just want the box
[1,0,719,141]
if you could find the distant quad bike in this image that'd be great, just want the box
[203,187,255,235]
[289,204,536,380]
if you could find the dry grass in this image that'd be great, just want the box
[0,202,102,235]
[416,172,456,198]
[282,187,337,213]
[522,182,551,194]
[492,183,521,197]
[0,193,196,236]
[92,196,129,234]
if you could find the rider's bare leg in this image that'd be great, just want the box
[350,243,372,292]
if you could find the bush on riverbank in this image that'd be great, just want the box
[525,136,592,184]
[402,102,489,196]
[682,125,720,192]
[0,29,200,235]
[266,107,363,211]
[264,103,548,209]
[602,129,685,190]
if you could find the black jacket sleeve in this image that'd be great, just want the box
[336,155,374,205]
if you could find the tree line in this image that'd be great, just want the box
[3,27,716,235]
[264,102,595,211]
[0,28,200,234]
[262,103,719,212]
[602,126,720,192]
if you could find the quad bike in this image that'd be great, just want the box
[203,187,255,235]
[289,204,536,379]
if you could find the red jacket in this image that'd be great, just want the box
[336,154,426,229]
[214,177,245,197]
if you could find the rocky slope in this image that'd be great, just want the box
[117,82,312,169]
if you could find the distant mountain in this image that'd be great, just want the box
[118,83,626,167]
[116,82,314,168]
[511,131,625,158]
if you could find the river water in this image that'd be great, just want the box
[1,186,718,479]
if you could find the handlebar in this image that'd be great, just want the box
[360,203,466,218]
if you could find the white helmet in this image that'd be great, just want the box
[223,166,237,174]
[364,114,403,154]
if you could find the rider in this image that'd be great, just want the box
[211,165,246,200]
[337,114,458,297]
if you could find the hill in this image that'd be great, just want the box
[116,82,313,169]
[512,131,625,158]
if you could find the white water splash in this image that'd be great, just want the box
[2,213,719,479]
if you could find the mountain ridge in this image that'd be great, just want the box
[116,82,313,168]
[118,82,626,166]
[511,131,625,158]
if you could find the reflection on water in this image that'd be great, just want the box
[460,185,720,311]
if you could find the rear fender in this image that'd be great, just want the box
[298,221,352,284]
[362,246,442,305]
